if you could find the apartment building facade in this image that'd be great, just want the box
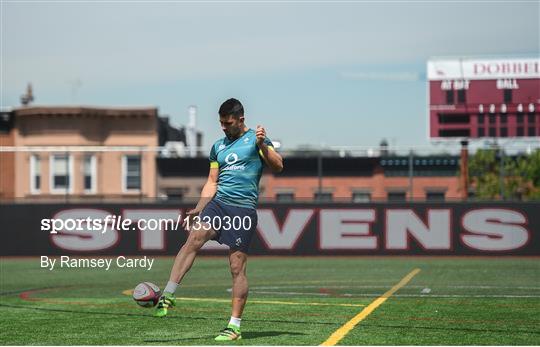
[1,106,158,200]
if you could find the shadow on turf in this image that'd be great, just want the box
[243,331,307,339]
[144,331,306,343]
[0,303,335,327]
[143,335,215,343]
[10,303,537,336]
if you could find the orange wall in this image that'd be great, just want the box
[0,130,15,199]
[262,172,460,200]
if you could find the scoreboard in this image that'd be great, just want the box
[428,57,540,139]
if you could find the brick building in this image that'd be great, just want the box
[0,106,158,201]
[157,155,461,202]
[0,110,16,199]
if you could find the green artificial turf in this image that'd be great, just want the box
[1,256,539,345]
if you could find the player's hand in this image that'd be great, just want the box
[182,208,201,231]
[256,125,266,146]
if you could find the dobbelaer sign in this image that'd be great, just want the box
[428,58,540,80]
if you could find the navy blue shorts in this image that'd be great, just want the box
[199,199,258,253]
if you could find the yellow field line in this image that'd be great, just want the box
[123,290,364,308]
[320,268,421,346]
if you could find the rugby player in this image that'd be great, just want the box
[155,98,283,341]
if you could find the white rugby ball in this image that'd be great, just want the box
[133,282,161,308]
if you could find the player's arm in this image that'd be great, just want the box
[193,167,219,212]
[182,163,219,229]
[256,125,283,173]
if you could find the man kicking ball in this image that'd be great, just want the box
[155,98,284,341]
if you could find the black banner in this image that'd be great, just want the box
[1,202,539,256]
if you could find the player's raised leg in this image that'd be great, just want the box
[155,225,217,318]
[215,250,248,341]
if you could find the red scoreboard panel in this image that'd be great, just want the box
[428,57,540,139]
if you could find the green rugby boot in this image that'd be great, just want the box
[154,292,176,318]
[215,324,242,341]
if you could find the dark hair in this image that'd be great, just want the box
[219,98,244,118]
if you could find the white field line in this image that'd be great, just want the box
[251,285,540,290]
[242,289,540,298]
[394,294,540,298]
[246,290,540,298]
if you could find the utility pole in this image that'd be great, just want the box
[408,150,414,201]
[460,140,469,200]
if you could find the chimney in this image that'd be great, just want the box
[20,83,34,106]
[186,105,197,158]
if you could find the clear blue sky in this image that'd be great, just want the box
[2,1,538,149]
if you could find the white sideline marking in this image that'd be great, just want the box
[246,290,540,298]
[250,284,540,290]
[393,294,540,298]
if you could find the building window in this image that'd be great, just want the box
[503,89,512,103]
[276,192,295,202]
[457,89,466,104]
[352,191,371,202]
[30,155,41,194]
[387,191,406,201]
[314,191,333,202]
[528,127,536,136]
[500,114,507,124]
[50,154,72,193]
[517,127,524,136]
[445,90,454,105]
[83,155,96,194]
[489,115,496,124]
[123,155,141,192]
[517,113,524,124]
[500,127,508,137]
[426,191,445,201]
[489,127,496,137]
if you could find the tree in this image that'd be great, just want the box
[467,148,540,200]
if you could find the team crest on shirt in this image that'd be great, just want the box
[218,144,226,150]
[235,238,242,246]
[244,137,250,143]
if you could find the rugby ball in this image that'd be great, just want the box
[133,282,161,307]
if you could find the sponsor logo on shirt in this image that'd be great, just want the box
[223,152,245,171]
[225,153,239,164]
